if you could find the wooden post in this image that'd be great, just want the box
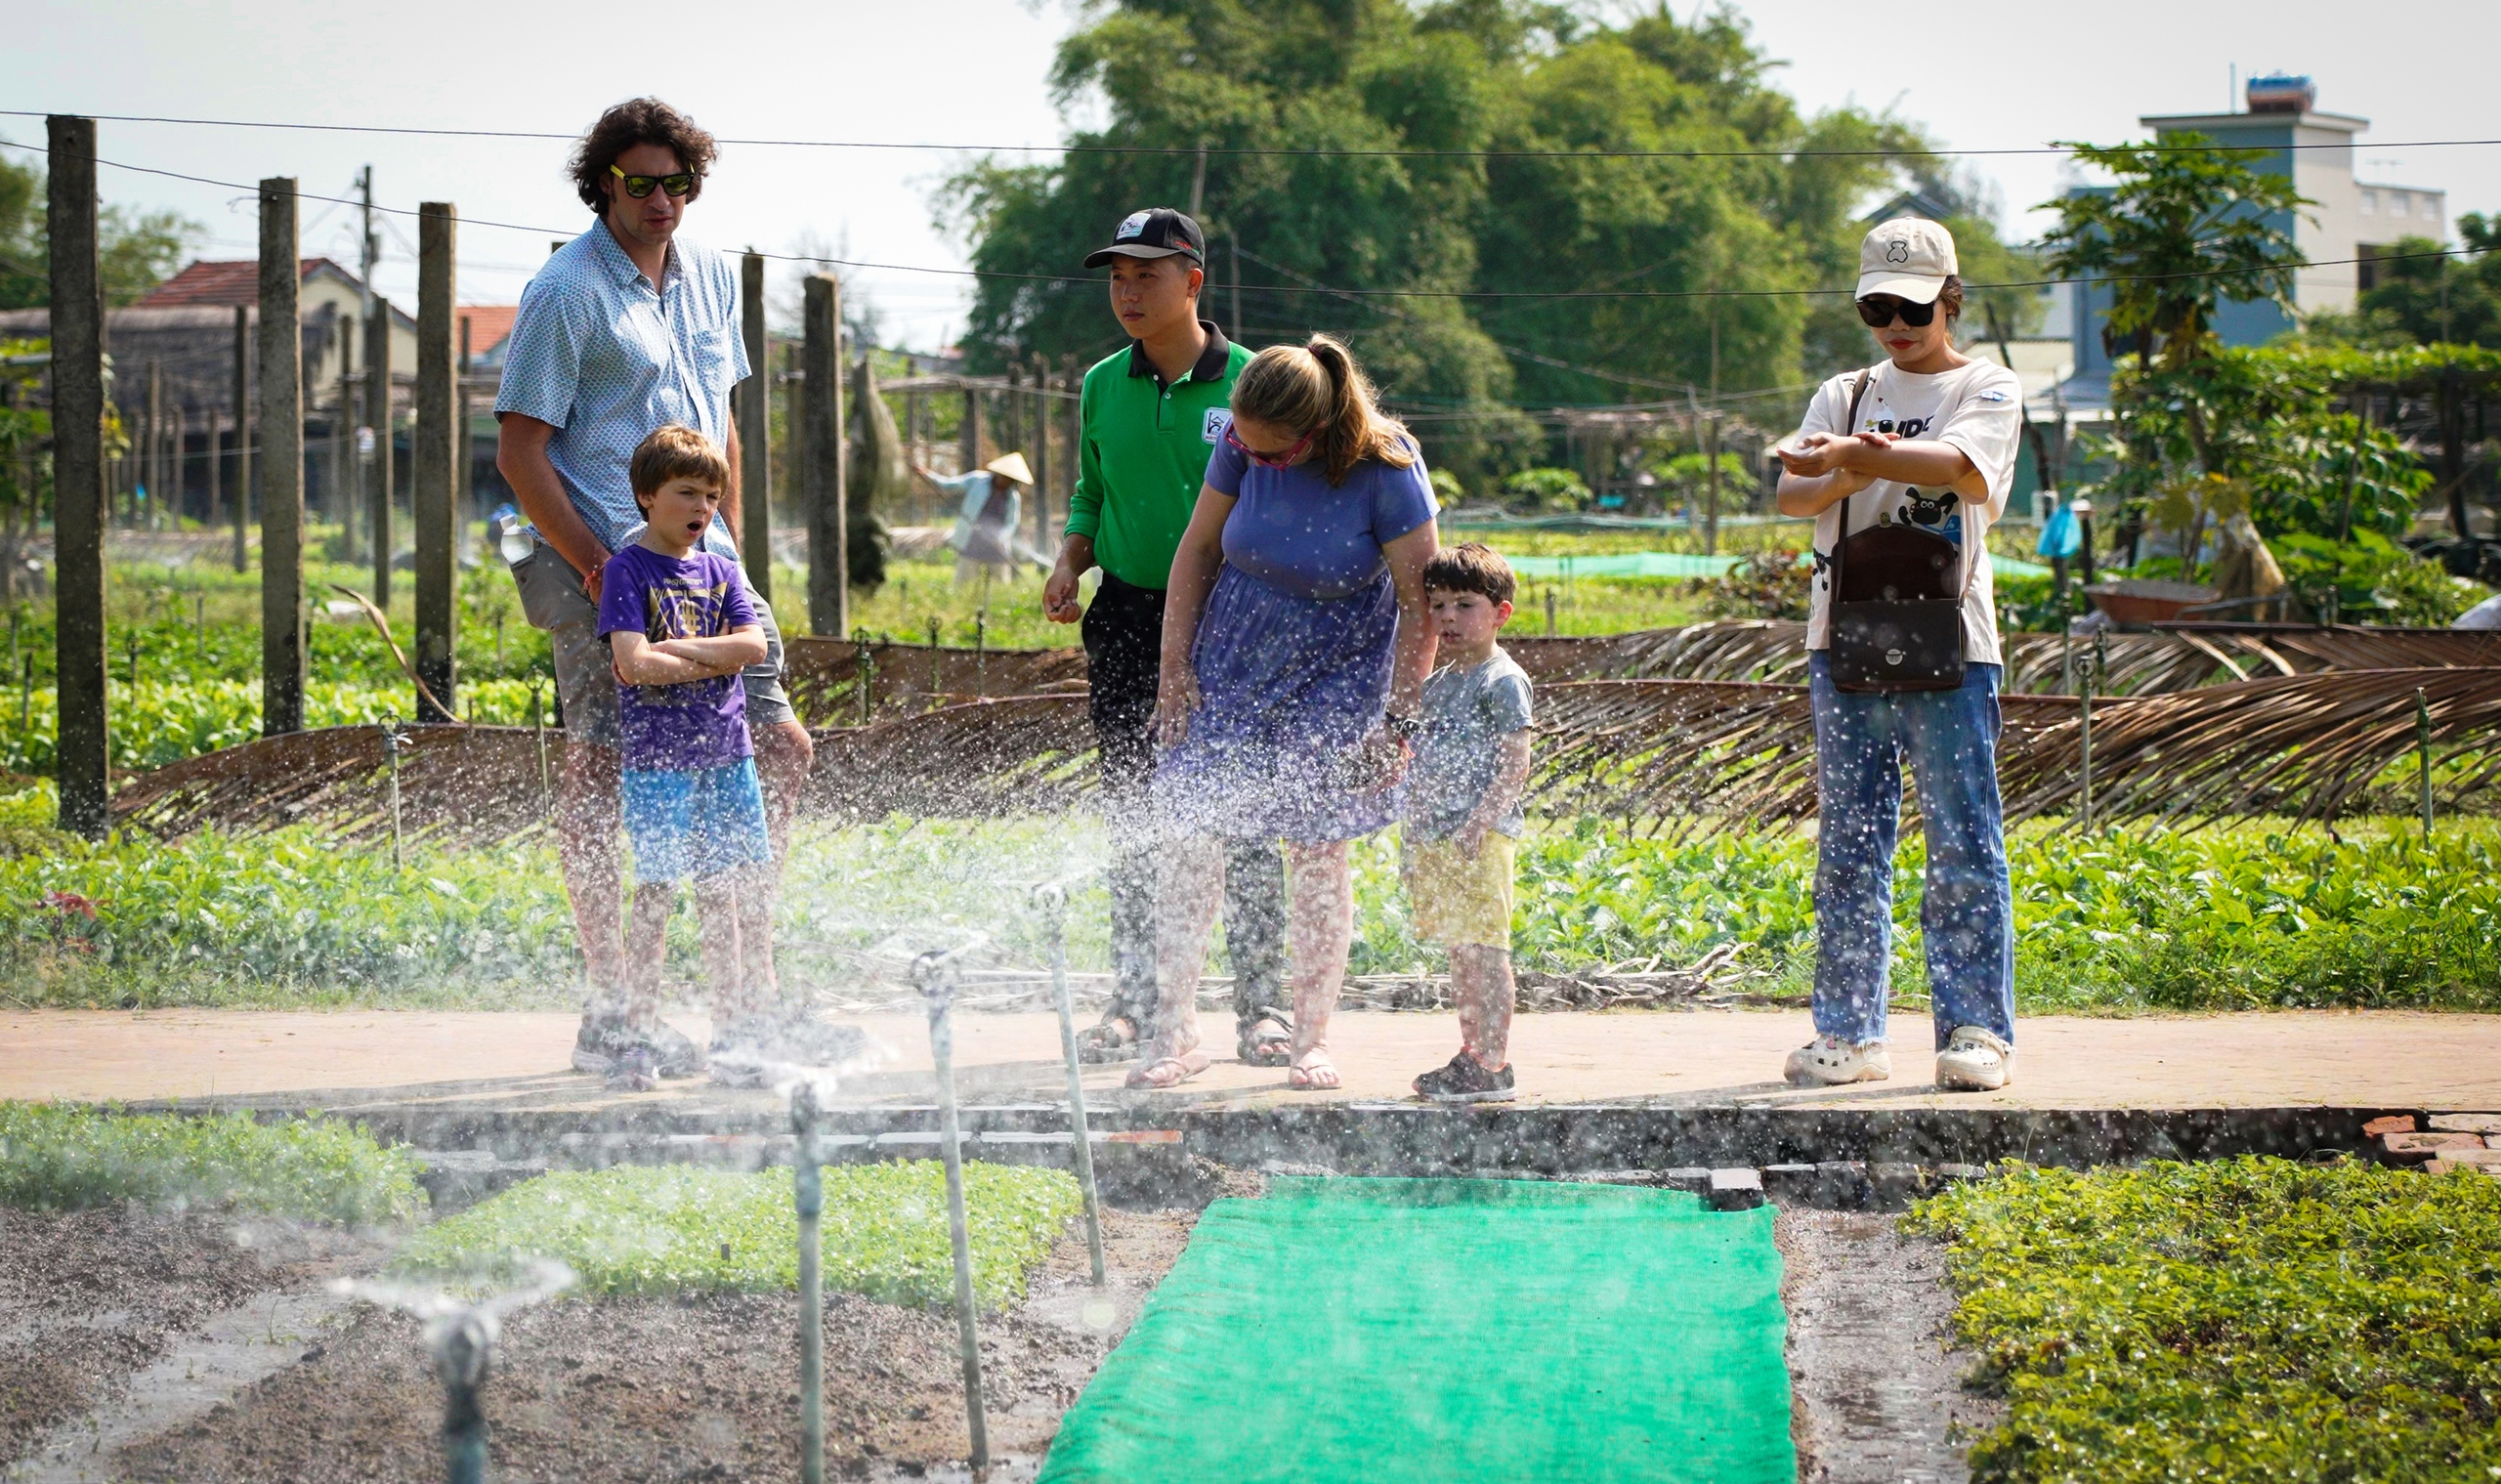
[207,407,222,529]
[367,293,394,605]
[1005,360,1024,480]
[334,314,357,561]
[232,305,251,573]
[146,360,163,530]
[1703,413,1722,557]
[1031,357,1051,553]
[784,341,804,546]
[412,202,458,721]
[740,250,773,600]
[259,177,308,738]
[48,116,109,839]
[1065,354,1082,544]
[959,382,981,474]
[803,274,847,637]
[457,318,474,528]
[171,403,187,525]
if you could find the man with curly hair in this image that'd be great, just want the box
[496,97,845,1081]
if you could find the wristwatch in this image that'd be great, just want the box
[1384,713,1421,741]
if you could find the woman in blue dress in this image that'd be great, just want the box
[1129,335,1441,1090]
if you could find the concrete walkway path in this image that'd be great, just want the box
[7,1006,2497,1112]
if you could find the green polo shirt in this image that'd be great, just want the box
[1066,320,1250,591]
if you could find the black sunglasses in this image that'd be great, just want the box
[610,164,698,200]
[1856,295,1938,328]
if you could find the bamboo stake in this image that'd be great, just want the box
[2417,685,2435,842]
[790,1081,826,1484]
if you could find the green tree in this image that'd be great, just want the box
[2042,137,2307,380]
[2341,220,2501,348]
[0,143,201,309]
[947,1,1930,488]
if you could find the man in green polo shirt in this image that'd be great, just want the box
[1043,206,1288,1067]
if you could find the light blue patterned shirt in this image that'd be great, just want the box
[495,220,750,560]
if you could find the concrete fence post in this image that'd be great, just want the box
[740,250,773,601]
[232,305,252,573]
[366,292,394,606]
[259,176,308,738]
[48,115,109,839]
[803,275,847,638]
[413,202,458,721]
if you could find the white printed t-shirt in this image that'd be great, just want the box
[1792,358,2023,665]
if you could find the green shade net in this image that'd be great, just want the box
[1039,1178,1794,1483]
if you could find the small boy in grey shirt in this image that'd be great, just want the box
[1405,543,1534,1103]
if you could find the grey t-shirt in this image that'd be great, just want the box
[1408,646,1534,839]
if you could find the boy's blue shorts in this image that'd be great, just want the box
[620,758,773,885]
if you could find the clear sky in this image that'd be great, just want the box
[7,0,2493,352]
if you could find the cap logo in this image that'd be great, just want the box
[1117,211,1152,241]
[1885,239,1911,265]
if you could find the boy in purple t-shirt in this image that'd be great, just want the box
[594,426,795,1088]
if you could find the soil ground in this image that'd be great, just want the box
[11,1005,2500,1112]
[3,1199,1207,1484]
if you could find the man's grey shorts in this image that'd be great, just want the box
[511,539,797,749]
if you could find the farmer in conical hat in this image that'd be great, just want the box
[915,449,1038,585]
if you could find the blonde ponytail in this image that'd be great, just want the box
[1231,334,1417,487]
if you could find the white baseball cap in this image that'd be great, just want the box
[1855,218,1959,304]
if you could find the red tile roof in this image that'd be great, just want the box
[140,257,355,307]
[457,305,519,360]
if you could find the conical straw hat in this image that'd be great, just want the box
[984,451,1035,485]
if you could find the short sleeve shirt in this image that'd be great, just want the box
[496,222,750,561]
[595,545,758,772]
[1203,437,1439,601]
[1793,360,2022,664]
[1409,647,1535,839]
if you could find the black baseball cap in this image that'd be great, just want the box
[1084,207,1206,269]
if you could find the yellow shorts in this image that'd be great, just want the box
[1405,831,1517,950]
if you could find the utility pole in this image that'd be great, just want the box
[49,115,109,839]
[259,176,308,738]
[412,202,458,722]
[803,275,848,638]
[740,250,773,600]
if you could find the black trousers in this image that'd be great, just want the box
[1081,572,1287,1035]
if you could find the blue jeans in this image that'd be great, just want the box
[1807,653,2014,1049]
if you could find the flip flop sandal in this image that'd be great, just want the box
[1123,1048,1213,1090]
[1236,1010,1294,1068]
[1076,1015,1141,1065]
[1286,1054,1341,1091]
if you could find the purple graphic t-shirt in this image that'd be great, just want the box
[595,544,759,771]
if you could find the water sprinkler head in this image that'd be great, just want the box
[911,950,959,1010]
[1031,881,1068,914]
[427,1310,496,1392]
[789,1077,822,1134]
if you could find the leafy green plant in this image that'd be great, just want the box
[393,1163,1081,1308]
[1905,1158,2501,1483]
[1501,467,1592,514]
[0,1103,423,1222]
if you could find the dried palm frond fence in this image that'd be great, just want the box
[110,666,2501,844]
[784,620,2501,724]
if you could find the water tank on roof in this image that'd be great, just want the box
[2246,73,2315,114]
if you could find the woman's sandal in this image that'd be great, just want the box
[1237,1010,1294,1068]
[1124,1047,1213,1090]
[1076,1015,1141,1065]
[1286,1052,1341,1091]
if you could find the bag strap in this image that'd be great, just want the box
[1830,367,1875,600]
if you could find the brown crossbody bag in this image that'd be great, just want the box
[1823,367,1978,694]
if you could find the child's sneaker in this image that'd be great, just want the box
[1412,1053,1515,1104]
[1934,1026,2014,1091]
[572,1014,706,1079]
[1783,1036,1890,1086]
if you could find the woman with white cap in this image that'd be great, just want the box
[1772,217,2025,1092]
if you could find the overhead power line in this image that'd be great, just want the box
[9,107,2501,161]
[2,138,2484,305]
